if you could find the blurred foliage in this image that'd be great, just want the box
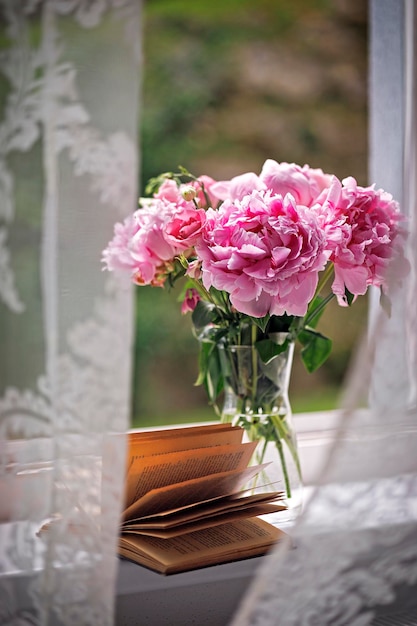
[133,0,368,426]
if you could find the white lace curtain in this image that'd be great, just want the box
[2,1,417,625]
[231,1,417,624]
[0,2,140,624]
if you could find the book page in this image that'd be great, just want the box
[125,441,257,507]
[126,424,244,471]
[123,491,285,530]
[127,423,239,443]
[119,517,288,574]
[123,504,284,538]
[122,463,269,521]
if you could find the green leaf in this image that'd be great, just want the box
[178,165,195,180]
[144,172,173,196]
[249,315,270,333]
[298,328,332,373]
[195,341,223,404]
[195,339,213,386]
[304,295,326,329]
[208,286,229,309]
[256,338,290,364]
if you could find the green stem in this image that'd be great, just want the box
[224,339,300,500]
[274,435,291,499]
[304,292,335,328]
[252,437,269,491]
[315,263,334,296]
[271,414,302,480]
[301,264,335,329]
[250,324,258,406]
[186,276,229,321]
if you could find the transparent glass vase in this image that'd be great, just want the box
[219,335,303,525]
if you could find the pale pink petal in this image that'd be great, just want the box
[230,291,272,318]
[209,181,231,201]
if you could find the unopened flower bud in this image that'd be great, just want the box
[181,186,197,202]
[181,288,200,314]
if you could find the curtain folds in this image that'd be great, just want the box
[2,2,416,625]
[0,2,141,624]
[231,2,417,624]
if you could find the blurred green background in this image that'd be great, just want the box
[133,0,368,427]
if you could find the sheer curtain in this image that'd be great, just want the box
[231,1,417,624]
[0,2,140,624]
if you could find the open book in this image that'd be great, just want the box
[119,422,289,574]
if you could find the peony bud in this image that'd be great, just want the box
[181,288,200,314]
[181,186,197,202]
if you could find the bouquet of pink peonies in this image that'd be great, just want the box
[103,159,407,400]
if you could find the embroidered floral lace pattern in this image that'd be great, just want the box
[231,2,417,623]
[233,460,417,625]
[0,1,140,624]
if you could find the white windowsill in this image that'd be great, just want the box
[0,409,345,625]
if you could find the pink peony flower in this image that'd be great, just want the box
[154,179,183,204]
[196,190,329,318]
[302,165,334,196]
[210,172,266,202]
[155,175,219,209]
[164,206,207,251]
[102,214,140,273]
[317,176,407,304]
[103,199,181,287]
[259,159,327,207]
[210,161,333,208]
[181,288,201,314]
